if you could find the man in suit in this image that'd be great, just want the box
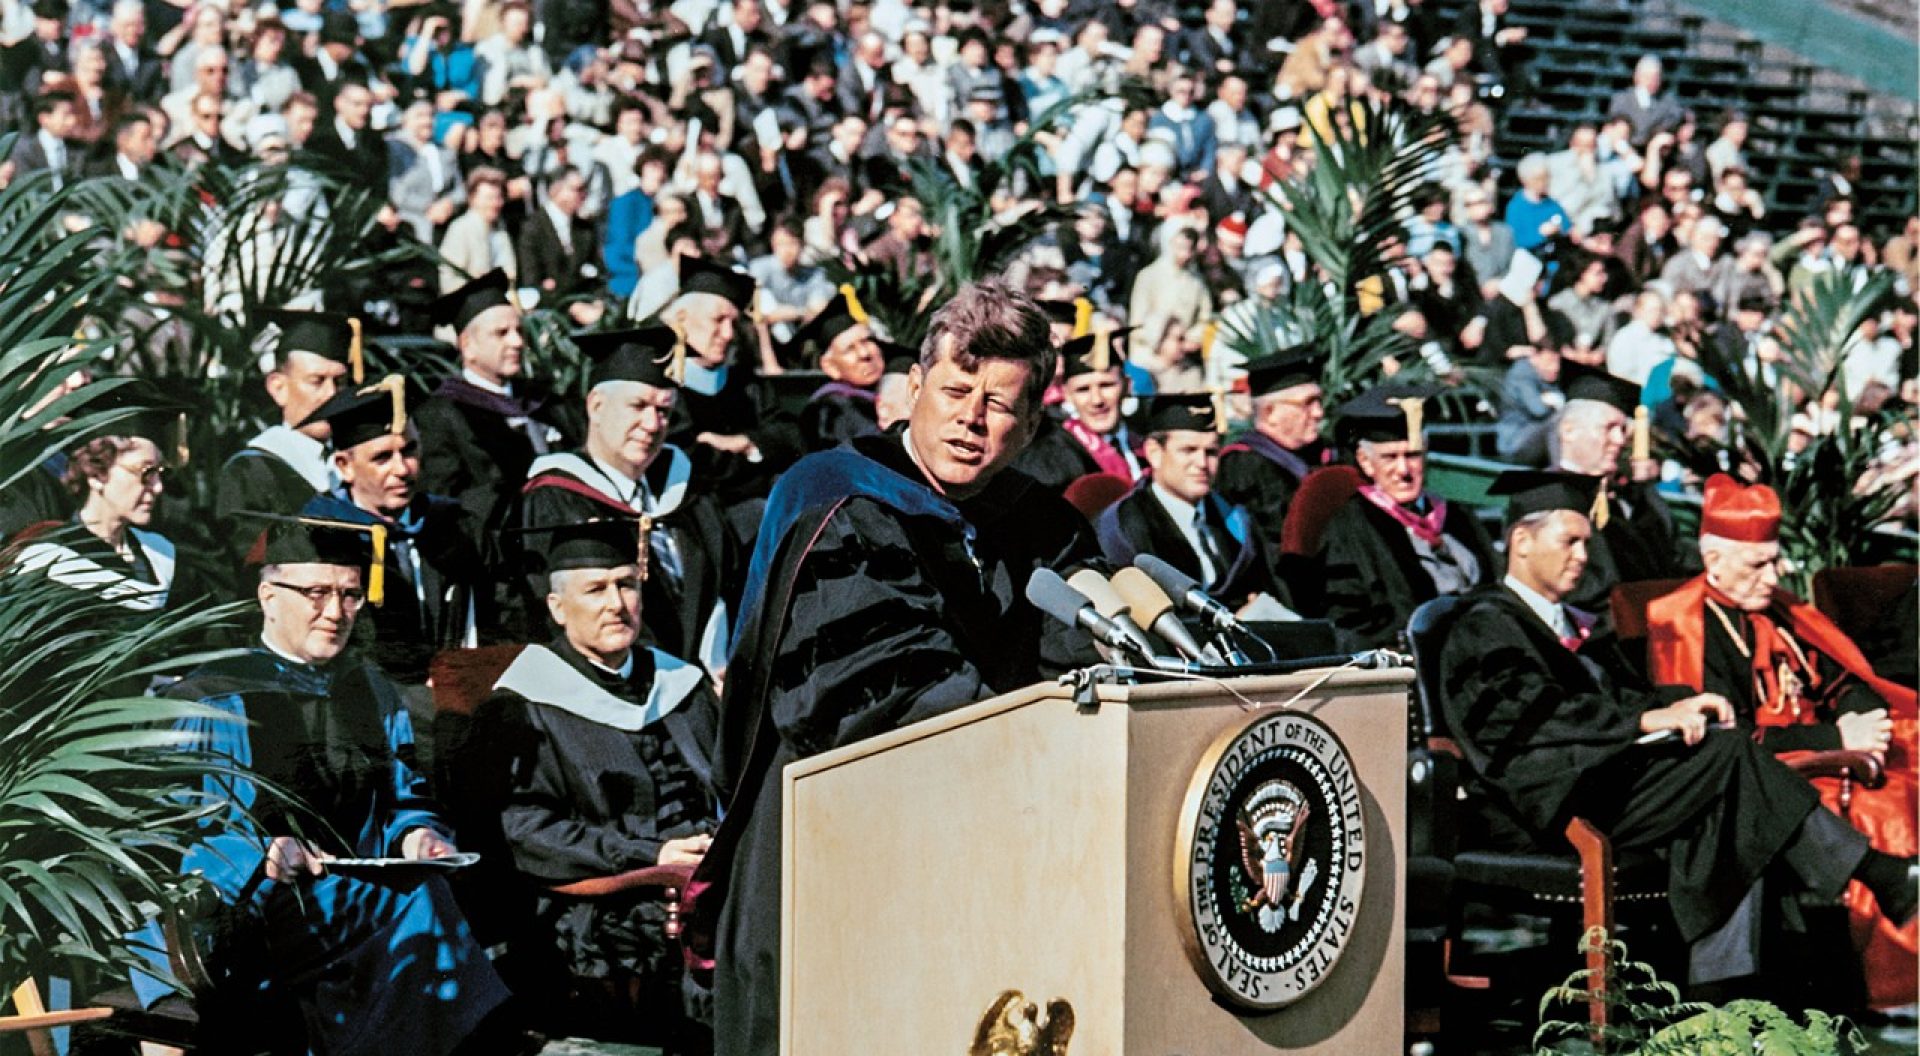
[84,110,156,179]
[1451,0,1527,90]
[834,30,891,125]
[703,0,771,77]
[1197,142,1254,227]
[167,91,244,166]
[296,13,369,113]
[4,0,70,110]
[687,151,752,264]
[517,167,604,313]
[304,80,388,193]
[159,45,228,144]
[1319,385,1495,649]
[10,90,75,186]
[1012,327,1147,493]
[1178,0,1244,77]
[1095,393,1284,612]
[388,99,466,244]
[101,0,163,101]
[1607,55,1687,149]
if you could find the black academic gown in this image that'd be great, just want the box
[214,437,327,561]
[1214,433,1325,570]
[1567,479,1696,610]
[665,362,804,526]
[1093,481,1279,611]
[1317,494,1495,651]
[797,382,881,453]
[517,447,740,671]
[1438,587,1863,947]
[415,377,574,620]
[356,493,489,685]
[478,639,716,997]
[1009,416,1103,495]
[703,432,1101,1056]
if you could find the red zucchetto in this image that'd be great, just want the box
[1701,473,1781,543]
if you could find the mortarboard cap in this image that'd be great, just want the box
[1333,384,1439,449]
[429,269,517,334]
[240,496,389,604]
[1243,347,1328,397]
[298,375,412,450]
[678,256,757,311]
[576,326,686,389]
[789,285,873,356]
[1060,327,1130,377]
[1145,392,1224,435]
[257,308,364,382]
[1559,361,1641,415]
[1488,468,1608,529]
[518,515,649,573]
[78,379,198,467]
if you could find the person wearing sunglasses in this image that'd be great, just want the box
[13,412,190,612]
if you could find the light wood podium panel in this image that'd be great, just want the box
[781,668,1412,1054]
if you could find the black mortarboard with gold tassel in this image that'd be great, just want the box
[239,497,390,606]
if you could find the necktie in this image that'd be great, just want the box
[1193,509,1224,584]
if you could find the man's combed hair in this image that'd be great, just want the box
[919,279,1056,413]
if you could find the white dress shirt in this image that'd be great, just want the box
[1151,483,1219,583]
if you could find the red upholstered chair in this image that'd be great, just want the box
[1810,564,1917,646]
[1608,578,1692,643]
[1279,465,1365,557]
[1062,472,1132,521]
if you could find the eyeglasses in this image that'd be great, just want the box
[115,462,168,488]
[268,580,367,612]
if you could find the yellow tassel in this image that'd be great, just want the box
[1589,483,1611,530]
[1389,396,1425,452]
[1211,387,1229,434]
[347,317,364,384]
[173,413,190,467]
[839,283,869,325]
[1091,326,1111,373]
[362,375,407,435]
[1632,405,1651,462]
[1200,321,1218,363]
[1072,297,1093,339]
[666,325,688,385]
[367,522,386,606]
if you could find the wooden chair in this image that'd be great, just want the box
[0,981,112,1056]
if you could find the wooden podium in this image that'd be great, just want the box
[781,667,1411,1054]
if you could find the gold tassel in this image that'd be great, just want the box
[1210,387,1229,434]
[839,283,869,325]
[1072,297,1093,339]
[1199,321,1218,364]
[367,522,386,606]
[1390,396,1426,451]
[666,325,688,385]
[1091,326,1111,372]
[1590,482,1611,530]
[362,375,407,435]
[173,413,190,467]
[347,317,364,384]
[1632,405,1650,462]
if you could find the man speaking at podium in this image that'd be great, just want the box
[701,280,1102,1055]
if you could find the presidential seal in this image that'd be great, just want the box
[1175,711,1367,1011]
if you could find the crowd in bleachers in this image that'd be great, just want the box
[1,0,1917,1050]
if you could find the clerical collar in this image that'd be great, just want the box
[462,368,513,396]
[683,361,727,396]
[1503,574,1568,635]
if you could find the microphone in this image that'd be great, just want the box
[1026,568,1155,658]
[1068,569,1162,660]
[1110,567,1210,662]
[1133,554,1245,635]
